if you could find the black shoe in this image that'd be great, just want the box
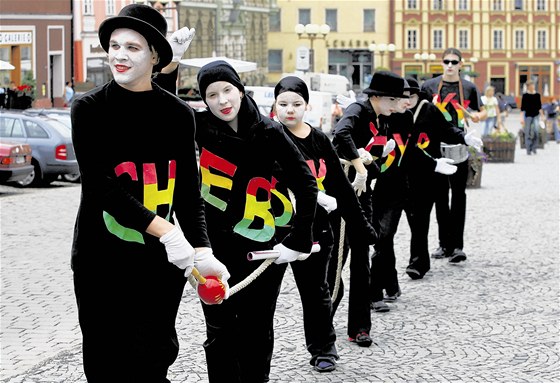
[448,248,467,263]
[371,300,390,312]
[348,331,373,347]
[431,247,450,259]
[313,356,337,372]
[405,267,424,280]
[383,288,402,302]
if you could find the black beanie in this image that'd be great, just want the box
[197,60,245,99]
[274,76,310,103]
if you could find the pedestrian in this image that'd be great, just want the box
[481,85,502,136]
[400,77,482,280]
[195,61,320,383]
[330,71,408,327]
[421,47,486,263]
[64,81,74,107]
[70,4,229,382]
[272,76,376,368]
[157,52,319,381]
[520,81,544,155]
[495,92,509,129]
[543,96,559,143]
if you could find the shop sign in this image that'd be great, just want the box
[0,32,33,45]
[326,40,373,49]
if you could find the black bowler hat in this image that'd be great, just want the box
[363,71,408,98]
[404,77,420,95]
[98,4,172,71]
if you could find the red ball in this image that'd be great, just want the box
[197,276,226,305]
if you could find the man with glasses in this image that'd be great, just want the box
[421,48,486,264]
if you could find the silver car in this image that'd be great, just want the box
[0,110,79,187]
[24,108,80,183]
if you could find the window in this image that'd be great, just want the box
[24,121,49,139]
[0,117,24,138]
[514,0,523,10]
[433,0,444,10]
[515,30,525,49]
[106,0,115,15]
[457,0,468,10]
[269,10,280,32]
[363,9,375,32]
[83,0,93,15]
[536,0,546,10]
[298,9,311,25]
[493,29,504,49]
[492,0,503,11]
[407,0,418,9]
[268,50,282,72]
[407,29,418,49]
[433,29,443,50]
[537,30,547,49]
[326,9,337,32]
[458,30,469,50]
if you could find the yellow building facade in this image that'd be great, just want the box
[269,0,393,89]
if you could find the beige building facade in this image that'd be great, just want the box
[269,0,393,90]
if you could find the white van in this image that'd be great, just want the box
[245,86,333,135]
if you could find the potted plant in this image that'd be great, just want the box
[482,130,516,163]
[466,146,487,188]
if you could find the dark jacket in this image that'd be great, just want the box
[274,124,376,246]
[332,99,382,183]
[71,80,210,271]
[195,95,318,254]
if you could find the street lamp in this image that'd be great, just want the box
[414,52,436,76]
[295,23,330,72]
[369,43,396,69]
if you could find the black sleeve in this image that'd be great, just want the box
[270,124,318,253]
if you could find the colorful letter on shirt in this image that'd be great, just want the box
[199,148,236,211]
[104,160,176,244]
[233,177,275,242]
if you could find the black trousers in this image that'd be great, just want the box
[74,259,186,383]
[327,202,372,337]
[405,184,435,275]
[289,221,338,364]
[370,200,402,302]
[201,234,286,383]
[434,160,468,251]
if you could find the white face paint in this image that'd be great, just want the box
[108,28,156,91]
[407,93,419,110]
[442,54,462,79]
[397,91,412,113]
[275,91,307,129]
[373,96,402,116]
[205,81,243,123]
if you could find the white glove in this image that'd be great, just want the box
[169,27,196,63]
[352,170,368,196]
[160,227,195,275]
[273,243,310,264]
[317,192,337,213]
[464,131,483,152]
[382,139,395,157]
[193,248,231,299]
[435,158,458,175]
[336,94,354,109]
[357,147,373,165]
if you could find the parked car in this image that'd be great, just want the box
[23,108,80,183]
[0,110,79,187]
[0,140,34,184]
[503,95,518,111]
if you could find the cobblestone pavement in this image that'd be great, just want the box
[1,111,559,382]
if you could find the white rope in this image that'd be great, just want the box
[332,159,351,302]
[228,258,275,297]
